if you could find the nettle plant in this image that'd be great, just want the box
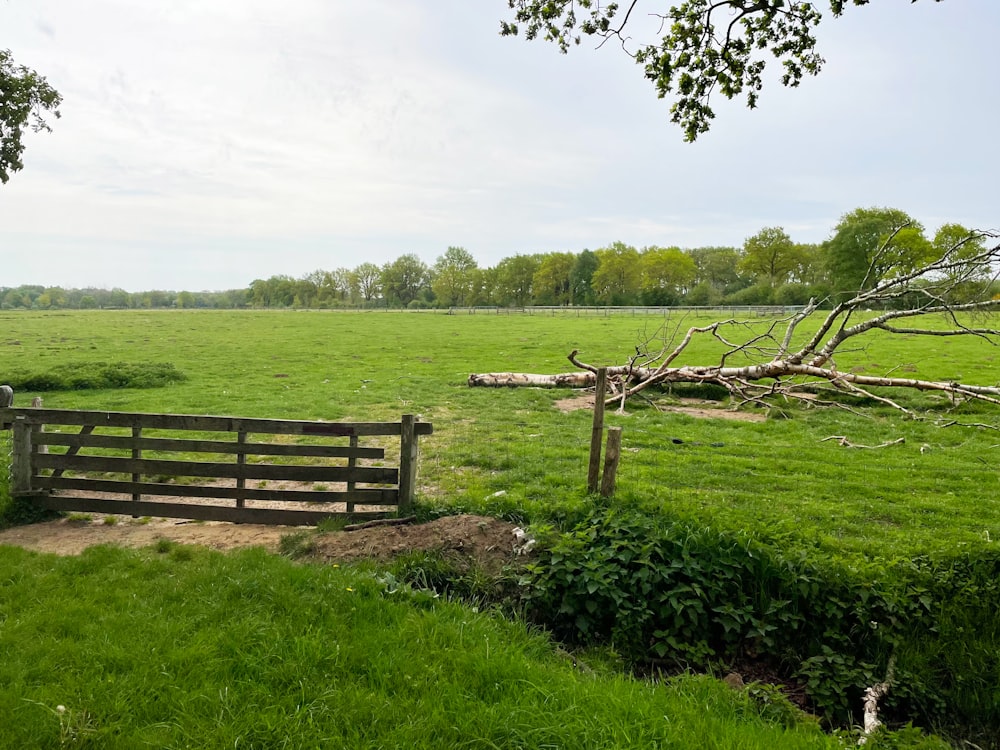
[520,505,1000,733]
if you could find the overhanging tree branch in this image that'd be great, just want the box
[501,1,945,140]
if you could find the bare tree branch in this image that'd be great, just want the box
[470,233,1000,422]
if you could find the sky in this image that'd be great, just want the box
[2,1,998,292]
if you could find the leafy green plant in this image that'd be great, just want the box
[520,504,1000,740]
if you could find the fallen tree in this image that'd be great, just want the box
[470,230,1000,417]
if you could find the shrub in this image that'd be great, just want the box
[520,504,1000,741]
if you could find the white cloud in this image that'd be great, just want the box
[2,1,998,289]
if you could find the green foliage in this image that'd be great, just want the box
[4,361,186,392]
[381,253,431,308]
[591,241,642,305]
[825,207,932,297]
[432,247,479,307]
[0,49,62,184]
[501,2,942,140]
[739,226,804,287]
[521,505,1000,739]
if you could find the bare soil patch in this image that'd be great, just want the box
[0,513,529,572]
[554,394,766,422]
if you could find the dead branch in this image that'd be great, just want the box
[343,516,416,531]
[468,233,1000,421]
[820,436,906,449]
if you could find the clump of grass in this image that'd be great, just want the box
[101,515,118,526]
[278,530,317,559]
[5,361,186,392]
[315,515,350,532]
[152,538,174,554]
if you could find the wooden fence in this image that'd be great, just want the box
[0,406,432,526]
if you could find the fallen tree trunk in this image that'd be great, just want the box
[469,231,1000,417]
[467,371,596,388]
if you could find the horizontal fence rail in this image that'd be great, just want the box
[0,406,432,526]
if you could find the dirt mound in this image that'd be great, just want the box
[0,513,530,572]
[311,514,527,573]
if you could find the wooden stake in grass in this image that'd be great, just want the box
[600,427,622,499]
[587,368,607,494]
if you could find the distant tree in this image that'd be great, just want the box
[501,1,944,141]
[533,252,576,305]
[931,223,991,302]
[738,227,805,288]
[826,207,932,296]
[689,246,745,297]
[108,288,131,308]
[570,249,599,305]
[0,50,62,183]
[493,254,541,306]
[381,254,430,307]
[350,262,382,304]
[639,245,696,305]
[432,247,479,307]
[320,268,351,306]
[591,242,641,305]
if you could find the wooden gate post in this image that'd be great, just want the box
[599,427,623,499]
[587,368,608,494]
[11,417,33,495]
[398,414,418,513]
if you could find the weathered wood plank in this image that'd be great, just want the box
[398,414,418,513]
[0,408,431,437]
[51,424,95,479]
[34,476,399,504]
[588,368,607,494]
[33,454,399,484]
[30,495,392,526]
[600,426,623,498]
[11,419,32,493]
[34,433,386,459]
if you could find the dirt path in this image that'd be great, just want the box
[0,513,530,572]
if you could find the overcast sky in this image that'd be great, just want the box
[2,1,997,292]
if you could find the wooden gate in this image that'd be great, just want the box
[0,406,432,526]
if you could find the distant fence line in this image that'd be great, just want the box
[306,305,807,317]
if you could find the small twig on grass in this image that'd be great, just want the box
[344,516,416,532]
[821,436,906,449]
[938,419,1000,431]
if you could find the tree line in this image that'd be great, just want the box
[3,207,991,311]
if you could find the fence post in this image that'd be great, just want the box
[587,368,607,494]
[11,417,33,495]
[398,414,418,513]
[600,427,623,498]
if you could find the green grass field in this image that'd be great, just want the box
[1,309,997,747]
[2,308,998,559]
[0,542,858,749]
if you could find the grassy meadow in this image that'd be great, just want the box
[2,308,999,747]
[2,308,998,559]
[0,542,854,749]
